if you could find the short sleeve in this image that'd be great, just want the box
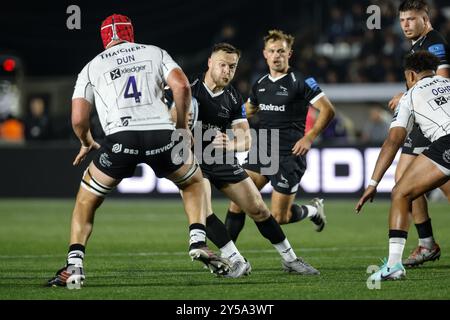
[160,49,181,82]
[231,91,247,126]
[72,63,94,104]
[303,77,325,105]
[248,82,258,106]
[427,43,449,69]
[390,93,414,133]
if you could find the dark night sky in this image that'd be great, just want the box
[1,0,313,76]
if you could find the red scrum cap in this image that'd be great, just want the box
[100,14,134,49]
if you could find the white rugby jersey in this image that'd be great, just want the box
[391,75,450,142]
[72,42,180,135]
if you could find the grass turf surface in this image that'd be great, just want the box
[0,199,449,300]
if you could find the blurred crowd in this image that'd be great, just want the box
[0,0,448,145]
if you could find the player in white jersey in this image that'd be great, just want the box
[356,51,450,281]
[47,14,229,288]
[387,0,450,267]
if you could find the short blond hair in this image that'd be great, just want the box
[264,30,295,48]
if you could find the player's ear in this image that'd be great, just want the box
[207,57,212,69]
[288,49,293,59]
[423,11,430,24]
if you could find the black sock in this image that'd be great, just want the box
[255,215,286,244]
[68,243,85,254]
[225,210,246,243]
[389,229,408,239]
[415,218,434,239]
[67,244,85,266]
[189,223,206,250]
[206,213,232,248]
[289,204,309,223]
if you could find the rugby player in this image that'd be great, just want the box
[357,51,450,281]
[47,14,228,287]
[225,30,335,241]
[387,0,450,267]
[171,43,320,275]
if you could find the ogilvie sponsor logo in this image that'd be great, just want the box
[259,103,285,112]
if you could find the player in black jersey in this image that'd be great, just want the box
[171,43,320,275]
[387,0,450,267]
[225,30,335,242]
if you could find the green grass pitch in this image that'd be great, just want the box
[0,198,449,300]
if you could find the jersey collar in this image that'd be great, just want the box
[202,82,224,98]
[268,73,288,82]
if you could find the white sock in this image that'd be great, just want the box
[305,205,318,218]
[418,236,434,250]
[67,250,84,266]
[189,228,206,246]
[274,238,297,262]
[220,241,242,263]
[387,237,406,268]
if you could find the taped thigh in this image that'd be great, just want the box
[80,169,114,197]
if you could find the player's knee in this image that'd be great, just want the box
[172,162,201,189]
[229,202,241,213]
[271,210,289,224]
[391,184,412,202]
[246,199,270,221]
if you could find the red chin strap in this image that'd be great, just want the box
[100,14,134,49]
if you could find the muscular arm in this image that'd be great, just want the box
[292,95,335,155]
[306,95,336,142]
[355,127,407,212]
[166,68,191,129]
[370,127,407,183]
[72,98,95,147]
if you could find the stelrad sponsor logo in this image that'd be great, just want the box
[259,103,285,112]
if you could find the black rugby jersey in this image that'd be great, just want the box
[190,75,246,132]
[410,29,450,69]
[166,74,246,154]
[249,69,324,155]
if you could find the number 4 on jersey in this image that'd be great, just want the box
[124,75,142,103]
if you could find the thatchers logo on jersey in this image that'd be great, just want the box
[260,104,285,112]
[443,150,450,164]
